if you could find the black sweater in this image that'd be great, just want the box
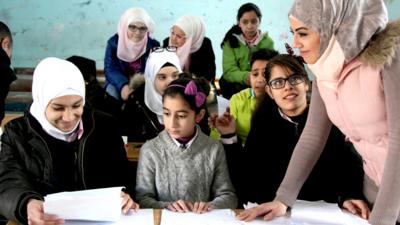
[224,105,365,206]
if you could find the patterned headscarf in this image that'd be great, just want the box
[289,0,388,63]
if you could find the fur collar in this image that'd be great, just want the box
[359,19,400,70]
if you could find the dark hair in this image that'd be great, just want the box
[264,54,308,84]
[250,48,279,66]
[66,55,97,83]
[163,76,208,113]
[220,3,262,48]
[0,21,12,45]
[251,54,309,128]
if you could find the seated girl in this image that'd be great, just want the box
[104,7,159,102]
[0,57,138,224]
[211,54,369,217]
[163,15,216,83]
[135,77,237,213]
[122,49,181,141]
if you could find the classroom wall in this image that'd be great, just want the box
[1,0,400,77]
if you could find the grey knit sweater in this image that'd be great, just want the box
[135,129,237,209]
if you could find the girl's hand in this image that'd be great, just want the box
[192,202,213,214]
[214,107,237,135]
[27,199,64,225]
[121,192,139,214]
[121,85,133,101]
[167,199,193,213]
[237,201,287,222]
[342,199,370,219]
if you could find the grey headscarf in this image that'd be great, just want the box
[289,0,388,63]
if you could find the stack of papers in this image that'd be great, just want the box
[63,209,154,225]
[44,187,123,221]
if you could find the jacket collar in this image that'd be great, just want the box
[359,19,400,70]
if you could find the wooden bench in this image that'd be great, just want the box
[5,67,105,112]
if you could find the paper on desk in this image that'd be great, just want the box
[161,209,241,225]
[291,200,368,225]
[62,209,154,225]
[217,96,229,117]
[44,187,123,221]
[242,201,369,225]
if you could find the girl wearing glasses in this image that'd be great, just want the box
[219,3,274,99]
[237,0,400,224]
[163,15,216,83]
[104,7,160,102]
[211,54,368,215]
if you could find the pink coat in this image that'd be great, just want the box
[317,59,387,186]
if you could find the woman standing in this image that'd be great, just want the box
[238,1,400,224]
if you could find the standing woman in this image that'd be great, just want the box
[239,0,400,224]
[104,7,160,102]
[219,3,274,99]
[163,15,216,83]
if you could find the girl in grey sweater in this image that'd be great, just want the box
[136,77,237,213]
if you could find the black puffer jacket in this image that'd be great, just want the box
[0,107,134,224]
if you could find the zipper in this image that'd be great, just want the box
[27,117,53,181]
[79,112,95,189]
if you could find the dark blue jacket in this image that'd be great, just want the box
[104,34,160,92]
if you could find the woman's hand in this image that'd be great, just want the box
[121,192,139,214]
[121,85,133,101]
[342,199,370,219]
[192,202,213,214]
[167,199,193,213]
[27,199,64,225]
[237,201,287,222]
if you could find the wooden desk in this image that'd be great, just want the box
[6,209,239,225]
[125,142,142,162]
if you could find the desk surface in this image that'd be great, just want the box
[125,142,142,162]
[6,209,241,225]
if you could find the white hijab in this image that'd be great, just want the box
[144,51,182,123]
[30,57,86,141]
[117,7,155,62]
[169,15,205,70]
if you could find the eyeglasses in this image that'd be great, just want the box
[268,74,305,89]
[151,46,177,53]
[128,25,148,34]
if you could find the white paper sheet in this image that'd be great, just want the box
[161,209,241,225]
[242,200,370,225]
[62,209,154,225]
[44,187,123,221]
[217,96,230,116]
